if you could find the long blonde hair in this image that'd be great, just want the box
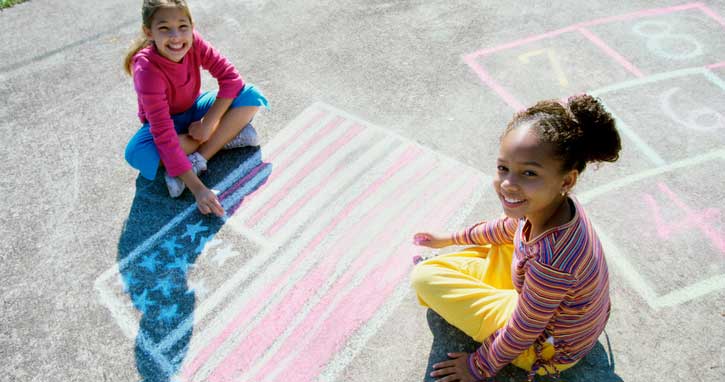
[123,0,194,76]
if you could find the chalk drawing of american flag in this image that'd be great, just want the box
[95,102,488,381]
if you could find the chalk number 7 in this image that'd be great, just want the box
[518,48,570,88]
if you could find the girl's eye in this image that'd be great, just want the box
[159,27,168,31]
[523,170,537,177]
[497,165,508,172]
[180,25,189,30]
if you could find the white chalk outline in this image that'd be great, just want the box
[96,102,488,380]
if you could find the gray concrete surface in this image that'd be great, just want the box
[1,0,724,381]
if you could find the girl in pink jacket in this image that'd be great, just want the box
[124,0,268,217]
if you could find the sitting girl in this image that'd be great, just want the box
[412,94,621,381]
[124,0,269,216]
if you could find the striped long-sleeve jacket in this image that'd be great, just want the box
[451,197,611,379]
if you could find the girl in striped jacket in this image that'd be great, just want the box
[411,94,621,381]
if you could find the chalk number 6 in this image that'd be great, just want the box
[660,87,724,132]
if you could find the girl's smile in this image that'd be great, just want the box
[144,7,193,62]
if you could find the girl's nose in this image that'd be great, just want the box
[500,177,517,191]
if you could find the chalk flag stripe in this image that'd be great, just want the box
[230,112,341,215]
[218,159,465,382]
[256,170,480,381]
[265,135,396,239]
[249,123,370,232]
[243,116,350,226]
[204,151,442,382]
[183,144,424,378]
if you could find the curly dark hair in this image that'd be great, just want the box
[503,94,621,173]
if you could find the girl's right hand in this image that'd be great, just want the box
[191,186,225,217]
[413,232,452,248]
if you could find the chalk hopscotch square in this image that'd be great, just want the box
[464,31,636,109]
[96,102,488,381]
[578,150,725,310]
[584,6,725,74]
[591,68,725,166]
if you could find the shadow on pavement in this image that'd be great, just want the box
[424,309,622,382]
[116,147,269,382]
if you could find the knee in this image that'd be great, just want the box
[124,143,135,166]
[409,262,434,293]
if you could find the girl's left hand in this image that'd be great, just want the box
[431,353,478,382]
[189,120,213,143]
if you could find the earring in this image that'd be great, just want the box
[561,189,567,196]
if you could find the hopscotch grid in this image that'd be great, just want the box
[254,167,481,382]
[463,3,725,111]
[242,161,463,382]
[202,150,441,382]
[464,2,708,60]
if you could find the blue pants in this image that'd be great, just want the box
[125,84,269,180]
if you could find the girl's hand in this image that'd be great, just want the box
[431,353,478,382]
[191,185,225,217]
[413,232,452,248]
[189,120,213,143]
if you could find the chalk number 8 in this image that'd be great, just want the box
[632,20,703,60]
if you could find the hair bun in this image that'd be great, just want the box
[567,94,621,165]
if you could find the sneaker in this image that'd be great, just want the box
[188,152,208,174]
[223,123,259,150]
[164,152,208,198]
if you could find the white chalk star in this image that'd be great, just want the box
[211,245,241,267]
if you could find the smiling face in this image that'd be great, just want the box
[143,6,193,62]
[493,123,577,231]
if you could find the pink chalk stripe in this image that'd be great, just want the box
[206,153,438,382]
[246,122,364,228]
[181,145,422,379]
[269,110,328,160]
[248,171,466,381]
[235,115,345,219]
[579,2,702,28]
[217,111,326,203]
[577,27,644,78]
[264,133,385,237]
[258,173,480,381]
[707,62,725,70]
[463,55,524,110]
[657,182,725,254]
[464,26,576,59]
[696,3,725,28]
